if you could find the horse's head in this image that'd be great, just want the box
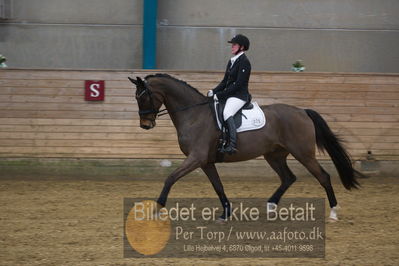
[128,76,163,130]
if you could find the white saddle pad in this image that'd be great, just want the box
[215,102,266,133]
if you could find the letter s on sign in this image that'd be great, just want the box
[90,83,100,97]
[85,80,105,101]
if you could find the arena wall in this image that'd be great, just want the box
[0,0,143,69]
[0,69,398,178]
[0,0,398,72]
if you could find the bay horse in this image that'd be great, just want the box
[128,74,361,221]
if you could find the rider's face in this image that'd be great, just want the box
[231,43,241,54]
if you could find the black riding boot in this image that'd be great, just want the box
[221,116,238,154]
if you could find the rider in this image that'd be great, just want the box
[208,34,252,154]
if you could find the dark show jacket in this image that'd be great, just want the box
[213,53,251,102]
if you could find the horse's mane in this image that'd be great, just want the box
[144,73,205,97]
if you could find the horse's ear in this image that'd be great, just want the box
[136,77,145,86]
[128,77,138,85]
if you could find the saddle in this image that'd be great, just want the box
[211,100,266,133]
[211,99,266,162]
[216,101,254,129]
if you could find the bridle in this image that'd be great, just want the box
[136,82,210,121]
[136,84,165,121]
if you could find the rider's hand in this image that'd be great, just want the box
[207,90,214,97]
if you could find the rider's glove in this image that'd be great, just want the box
[207,90,214,97]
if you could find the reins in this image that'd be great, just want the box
[157,100,211,117]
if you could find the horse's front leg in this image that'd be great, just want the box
[157,156,201,207]
[201,163,231,221]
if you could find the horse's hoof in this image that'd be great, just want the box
[328,217,338,223]
[328,206,340,222]
[216,217,228,224]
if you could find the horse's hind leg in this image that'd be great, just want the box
[264,150,297,209]
[201,163,231,220]
[296,156,339,220]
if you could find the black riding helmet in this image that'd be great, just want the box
[228,34,250,51]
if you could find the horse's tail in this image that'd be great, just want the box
[305,109,361,190]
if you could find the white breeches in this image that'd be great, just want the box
[223,97,246,121]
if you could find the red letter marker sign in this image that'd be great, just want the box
[85,80,105,101]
